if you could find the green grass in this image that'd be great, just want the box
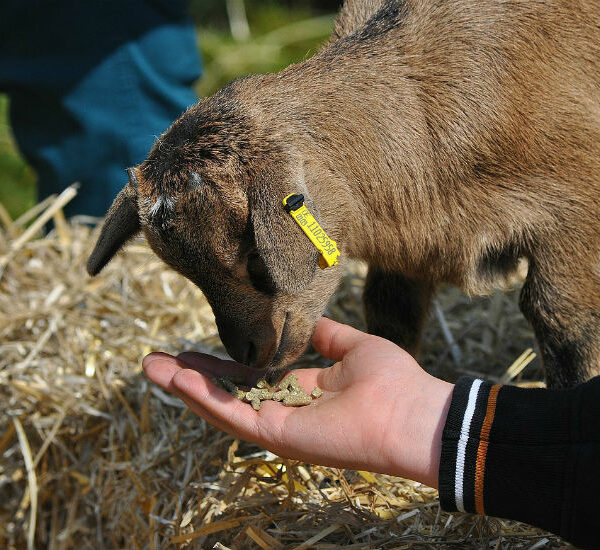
[197,8,334,96]
[0,96,37,219]
[0,4,334,219]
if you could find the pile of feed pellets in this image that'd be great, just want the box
[213,373,323,410]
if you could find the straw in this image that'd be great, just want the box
[0,198,570,549]
[0,184,78,279]
[13,417,37,550]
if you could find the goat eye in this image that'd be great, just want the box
[247,252,276,294]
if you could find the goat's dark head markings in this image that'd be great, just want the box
[87,91,343,371]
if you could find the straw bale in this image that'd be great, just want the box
[0,198,572,549]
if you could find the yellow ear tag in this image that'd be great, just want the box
[283,193,340,269]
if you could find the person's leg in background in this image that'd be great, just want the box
[0,0,202,217]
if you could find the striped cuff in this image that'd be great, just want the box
[437,375,600,547]
[438,377,501,515]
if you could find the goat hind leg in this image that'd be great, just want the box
[519,256,600,389]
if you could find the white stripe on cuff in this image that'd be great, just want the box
[454,379,483,512]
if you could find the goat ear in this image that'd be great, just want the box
[251,185,319,295]
[86,184,140,275]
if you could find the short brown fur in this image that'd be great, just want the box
[88,0,600,388]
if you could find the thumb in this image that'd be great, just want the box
[311,317,370,362]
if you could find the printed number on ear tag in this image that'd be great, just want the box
[282,193,340,269]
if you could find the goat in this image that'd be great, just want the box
[87,0,600,389]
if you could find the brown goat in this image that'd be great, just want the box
[88,0,600,389]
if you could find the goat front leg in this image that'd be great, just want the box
[519,252,600,389]
[363,267,434,356]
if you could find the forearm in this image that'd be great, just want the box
[438,376,600,549]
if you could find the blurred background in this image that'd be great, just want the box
[0,0,341,218]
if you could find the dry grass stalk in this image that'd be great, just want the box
[0,184,78,279]
[0,196,571,549]
[12,417,37,550]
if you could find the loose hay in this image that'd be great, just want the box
[0,196,571,549]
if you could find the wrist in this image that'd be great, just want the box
[418,376,454,488]
[385,373,454,488]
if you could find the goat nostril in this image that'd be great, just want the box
[245,341,257,367]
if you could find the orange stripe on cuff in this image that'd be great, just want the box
[474,384,501,515]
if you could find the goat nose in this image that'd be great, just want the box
[217,322,259,367]
[227,338,257,367]
[215,316,273,369]
[244,340,257,367]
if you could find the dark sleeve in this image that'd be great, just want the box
[438,375,600,549]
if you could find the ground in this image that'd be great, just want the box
[0,212,570,550]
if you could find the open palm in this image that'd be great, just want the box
[143,317,452,487]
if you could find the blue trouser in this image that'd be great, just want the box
[0,0,202,216]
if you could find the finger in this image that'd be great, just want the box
[171,366,338,451]
[144,353,324,402]
[177,391,244,437]
[144,355,330,450]
[143,353,183,389]
[143,360,251,440]
[311,317,370,362]
[176,388,317,463]
[170,368,291,444]
[142,353,251,428]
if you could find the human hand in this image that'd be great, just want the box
[143,318,453,487]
